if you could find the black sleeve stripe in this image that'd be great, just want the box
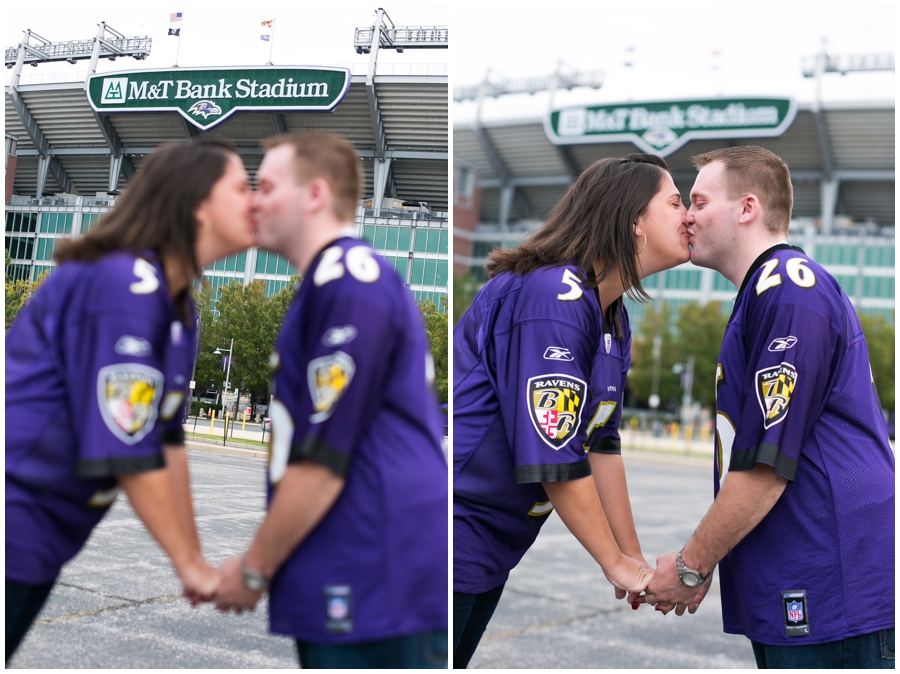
[289,433,351,478]
[588,436,622,455]
[729,442,798,482]
[77,454,165,478]
[515,459,592,484]
[162,428,185,445]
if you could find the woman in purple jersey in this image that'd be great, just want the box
[6,139,255,662]
[453,154,691,667]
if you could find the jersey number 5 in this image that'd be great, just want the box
[756,258,816,295]
[314,246,381,287]
[558,268,583,301]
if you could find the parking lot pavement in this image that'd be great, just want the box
[8,450,297,669]
[466,455,758,669]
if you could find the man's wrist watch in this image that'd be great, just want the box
[241,558,270,591]
[676,549,709,588]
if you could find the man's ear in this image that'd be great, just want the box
[303,177,331,213]
[738,194,761,225]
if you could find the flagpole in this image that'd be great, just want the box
[175,13,183,67]
[267,18,275,65]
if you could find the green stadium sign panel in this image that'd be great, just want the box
[545,98,797,157]
[87,66,351,130]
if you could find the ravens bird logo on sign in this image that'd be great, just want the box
[755,363,798,429]
[188,100,222,119]
[526,374,586,449]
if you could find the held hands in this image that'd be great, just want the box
[213,556,264,614]
[178,555,220,607]
[604,553,654,595]
[626,551,712,616]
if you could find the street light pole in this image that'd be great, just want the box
[214,337,233,445]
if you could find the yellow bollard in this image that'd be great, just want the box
[242,408,248,431]
[701,423,710,443]
[671,422,679,442]
[685,424,694,443]
[209,410,215,434]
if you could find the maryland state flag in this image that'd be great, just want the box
[261,19,274,27]
[527,374,585,449]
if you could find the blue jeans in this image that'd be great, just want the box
[295,630,447,669]
[752,628,894,669]
[6,578,56,663]
[453,583,506,669]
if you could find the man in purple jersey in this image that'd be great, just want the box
[638,146,894,668]
[212,131,448,669]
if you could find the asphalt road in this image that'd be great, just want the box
[465,452,758,669]
[8,449,297,669]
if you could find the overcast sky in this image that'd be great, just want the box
[5,2,448,77]
[453,2,895,122]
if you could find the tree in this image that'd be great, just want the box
[5,271,48,331]
[453,271,479,326]
[858,311,895,412]
[628,301,728,411]
[420,297,449,405]
[193,278,296,416]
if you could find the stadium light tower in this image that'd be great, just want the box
[801,40,894,234]
[354,8,448,218]
[5,23,151,69]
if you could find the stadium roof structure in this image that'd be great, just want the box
[6,47,448,208]
[454,99,894,232]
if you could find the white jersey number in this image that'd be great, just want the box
[557,268,583,301]
[755,257,817,295]
[314,245,381,287]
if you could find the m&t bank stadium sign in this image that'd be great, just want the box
[87,66,351,130]
[545,98,797,157]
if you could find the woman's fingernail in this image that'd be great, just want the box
[632,603,639,610]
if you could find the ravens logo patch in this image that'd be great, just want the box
[756,362,797,429]
[97,364,163,444]
[527,374,586,449]
[307,351,356,424]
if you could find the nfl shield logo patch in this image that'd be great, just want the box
[756,362,798,429]
[97,364,163,444]
[307,351,356,424]
[527,374,586,449]
[604,333,612,354]
[787,600,804,623]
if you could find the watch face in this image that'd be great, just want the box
[682,572,701,587]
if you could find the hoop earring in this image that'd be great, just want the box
[637,231,647,255]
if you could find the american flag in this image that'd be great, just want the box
[170,12,182,22]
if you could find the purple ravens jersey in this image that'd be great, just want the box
[266,237,447,643]
[714,244,894,645]
[6,252,196,585]
[454,264,629,594]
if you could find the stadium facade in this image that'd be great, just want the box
[454,91,894,329]
[5,21,449,312]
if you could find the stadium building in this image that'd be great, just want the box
[5,14,449,312]
[453,59,895,329]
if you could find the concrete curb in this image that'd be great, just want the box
[184,439,268,460]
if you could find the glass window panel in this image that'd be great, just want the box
[414,228,428,252]
[236,251,246,273]
[424,259,437,286]
[225,255,236,273]
[374,226,387,250]
[426,229,440,253]
[436,259,448,287]
[386,226,399,251]
[363,225,376,244]
[39,214,50,233]
[25,213,37,233]
[63,214,73,233]
[398,227,411,252]
[834,275,855,295]
[277,255,288,275]
[288,263,297,276]
[395,256,408,282]
[439,229,448,254]
[6,213,15,232]
[411,257,425,285]
[267,253,278,274]
[256,251,268,274]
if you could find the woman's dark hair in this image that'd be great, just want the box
[485,153,669,336]
[55,138,238,280]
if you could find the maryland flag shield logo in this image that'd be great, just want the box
[308,351,356,424]
[756,362,798,429]
[527,374,586,449]
[97,364,163,444]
